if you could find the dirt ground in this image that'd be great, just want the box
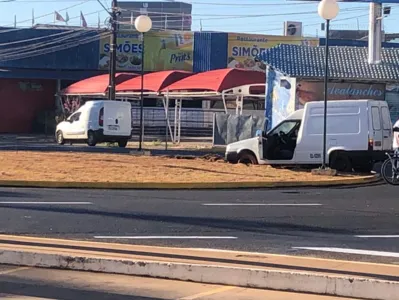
[0,151,369,183]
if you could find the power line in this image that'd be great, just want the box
[3,0,315,5]
[96,0,111,15]
[121,6,368,20]
[0,29,104,56]
[0,29,77,46]
[0,31,109,61]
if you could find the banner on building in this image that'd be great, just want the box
[144,31,193,72]
[98,31,194,72]
[264,74,386,129]
[295,81,386,109]
[227,33,319,72]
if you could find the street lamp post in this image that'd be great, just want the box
[134,15,152,152]
[318,0,339,169]
[108,0,118,101]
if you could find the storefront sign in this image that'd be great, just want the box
[227,33,319,72]
[99,32,141,71]
[144,31,193,72]
[296,81,386,109]
[99,31,194,72]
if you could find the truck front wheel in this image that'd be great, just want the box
[238,151,258,165]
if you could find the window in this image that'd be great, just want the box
[381,106,392,130]
[68,112,81,122]
[371,107,381,130]
[268,120,299,136]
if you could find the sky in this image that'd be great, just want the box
[1,0,399,37]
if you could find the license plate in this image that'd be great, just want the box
[108,125,119,131]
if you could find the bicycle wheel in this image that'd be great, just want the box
[381,158,399,185]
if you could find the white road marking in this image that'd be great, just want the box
[355,235,399,238]
[0,296,56,300]
[0,202,92,205]
[94,236,238,240]
[293,247,399,258]
[202,203,322,206]
[179,286,237,300]
[0,266,31,275]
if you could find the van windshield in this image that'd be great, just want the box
[268,120,300,136]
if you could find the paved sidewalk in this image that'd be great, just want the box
[0,235,397,282]
[0,265,359,300]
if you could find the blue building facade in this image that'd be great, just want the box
[0,28,105,80]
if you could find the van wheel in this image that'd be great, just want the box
[238,151,258,165]
[56,131,65,145]
[353,161,373,173]
[330,152,352,172]
[87,131,97,147]
[118,139,128,148]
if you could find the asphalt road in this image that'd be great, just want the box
[0,184,398,263]
[0,265,358,300]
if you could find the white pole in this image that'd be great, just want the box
[375,3,382,63]
[174,99,178,144]
[368,3,382,64]
[177,99,182,144]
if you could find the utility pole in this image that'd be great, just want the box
[108,0,118,100]
[368,2,382,64]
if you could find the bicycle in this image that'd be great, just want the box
[381,149,399,185]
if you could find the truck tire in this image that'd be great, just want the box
[353,161,373,173]
[118,139,128,148]
[330,152,352,172]
[87,131,97,147]
[56,131,65,145]
[238,151,258,165]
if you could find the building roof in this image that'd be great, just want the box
[164,68,265,92]
[257,44,399,82]
[116,70,192,93]
[62,73,138,95]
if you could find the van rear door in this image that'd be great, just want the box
[103,101,132,137]
[370,105,383,151]
[380,103,393,150]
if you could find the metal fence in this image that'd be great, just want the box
[131,107,264,141]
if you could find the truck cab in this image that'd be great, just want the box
[225,100,393,172]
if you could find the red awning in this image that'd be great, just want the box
[163,68,265,93]
[116,70,193,93]
[62,73,138,95]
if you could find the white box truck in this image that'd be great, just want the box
[225,100,393,172]
[56,100,132,147]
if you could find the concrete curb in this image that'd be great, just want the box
[0,175,380,189]
[0,249,397,300]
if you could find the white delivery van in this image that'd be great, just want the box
[225,100,393,172]
[56,100,132,147]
